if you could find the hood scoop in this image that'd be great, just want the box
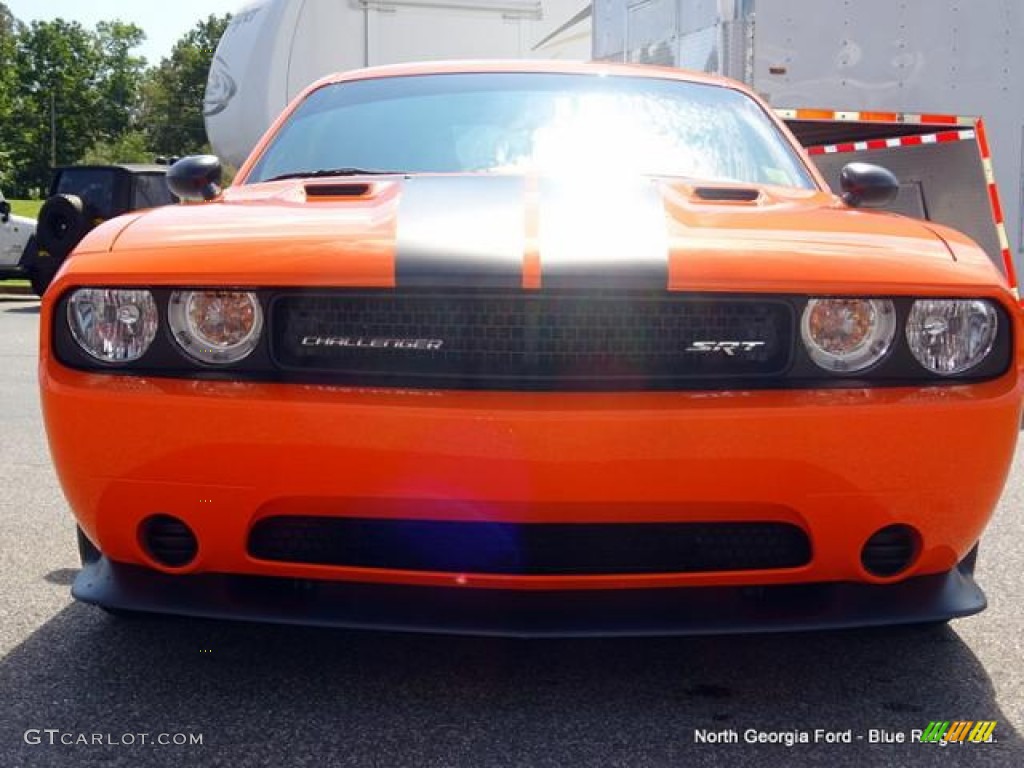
[304,182,372,199]
[693,186,761,203]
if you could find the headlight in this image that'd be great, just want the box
[168,290,263,364]
[801,298,896,373]
[906,299,998,375]
[67,288,158,363]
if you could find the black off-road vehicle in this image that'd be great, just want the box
[24,164,176,295]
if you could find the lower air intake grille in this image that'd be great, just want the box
[248,517,811,575]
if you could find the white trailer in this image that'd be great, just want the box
[205,0,593,168]
[593,0,1024,279]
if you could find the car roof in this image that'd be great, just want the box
[315,59,740,91]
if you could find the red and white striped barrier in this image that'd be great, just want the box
[805,129,977,157]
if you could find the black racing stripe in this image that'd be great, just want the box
[395,176,525,287]
[538,177,669,289]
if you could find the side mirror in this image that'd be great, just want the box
[840,162,899,208]
[167,155,223,202]
[0,199,10,223]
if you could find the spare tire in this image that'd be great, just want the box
[36,193,90,260]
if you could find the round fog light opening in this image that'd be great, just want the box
[140,515,198,568]
[861,524,919,578]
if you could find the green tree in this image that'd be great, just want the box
[0,4,18,117]
[8,19,104,194]
[95,21,147,143]
[1,7,230,194]
[81,130,153,165]
[0,2,23,189]
[142,14,230,158]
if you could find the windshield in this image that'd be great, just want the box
[246,72,816,189]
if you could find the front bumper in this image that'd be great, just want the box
[73,551,985,637]
[42,361,1022,594]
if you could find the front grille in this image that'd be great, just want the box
[248,517,812,575]
[270,291,794,389]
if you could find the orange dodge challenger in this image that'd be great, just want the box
[40,61,1022,636]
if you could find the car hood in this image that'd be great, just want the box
[70,174,1004,294]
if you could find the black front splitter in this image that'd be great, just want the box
[72,556,985,638]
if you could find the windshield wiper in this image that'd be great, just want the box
[264,168,404,182]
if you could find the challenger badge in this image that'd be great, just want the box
[301,336,444,351]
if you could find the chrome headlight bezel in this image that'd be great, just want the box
[167,289,264,365]
[800,297,897,374]
[66,288,159,364]
[905,299,1000,376]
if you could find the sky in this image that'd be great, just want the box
[5,0,246,65]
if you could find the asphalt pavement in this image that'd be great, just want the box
[0,294,1021,768]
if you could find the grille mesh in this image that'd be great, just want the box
[248,517,812,575]
[271,292,793,388]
